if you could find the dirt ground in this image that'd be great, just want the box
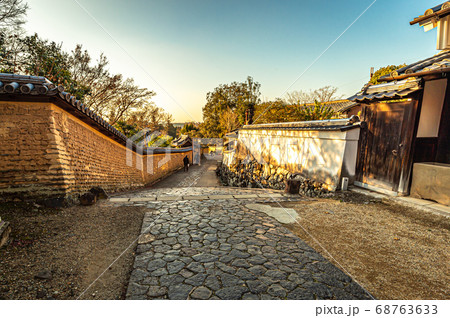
[0,201,145,300]
[272,193,450,300]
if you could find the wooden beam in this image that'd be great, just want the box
[410,7,450,25]
[379,67,450,82]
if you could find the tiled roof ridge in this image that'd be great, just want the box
[242,116,360,132]
[348,78,422,102]
[348,49,450,102]
[410,2,450,25]
[379,50,450,82]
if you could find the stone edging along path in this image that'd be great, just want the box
[109,193,285,202]
[109,187,374,300]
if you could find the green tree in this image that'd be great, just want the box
[166,123,177,138]
[162,113,175,137]
[6,34,75,90]
[202,76,260,137]
[298,100,337,121]
[113,120,139,138]
[0,15,169,129]
[147,135,173,147]
[253,99,292,124]
[67,44,111,102]
[254,99,337,123]
[124,102,172,132]
[180,122,202,137]
[369,64,406,85]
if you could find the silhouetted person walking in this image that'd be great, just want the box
[183,155,190,172]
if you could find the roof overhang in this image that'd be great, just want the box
[348,78,422,102]
[410,2,450,26]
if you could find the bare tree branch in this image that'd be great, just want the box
[0,0,28,29]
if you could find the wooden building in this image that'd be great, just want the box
[348,2,450,205]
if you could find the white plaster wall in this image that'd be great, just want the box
[341,128,360,183]
[234,127,360,190]
[417,79,446,138]
[222,150,235,166]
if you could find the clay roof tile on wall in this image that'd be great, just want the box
[0,73,130,139]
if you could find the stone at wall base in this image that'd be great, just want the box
[89,187,109,199]
[37,196,71,208]
[80,192,97,206]
[1,184,146,208]
[217,159,331,198]
[285,180,301,194]
[0,221,11,248]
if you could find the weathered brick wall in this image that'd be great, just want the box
[0,101,192,204]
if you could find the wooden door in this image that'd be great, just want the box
[357,101,417,192]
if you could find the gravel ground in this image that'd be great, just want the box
[0,201,145,300]
[272,192,450,300]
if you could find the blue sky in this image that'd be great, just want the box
[25,0,439,122]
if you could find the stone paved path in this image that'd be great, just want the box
[110,160,373,300]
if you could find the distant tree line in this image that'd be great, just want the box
[179,122,201,138]
[0,0,175,140]
[198,76,344,138]
[198,62,407,138]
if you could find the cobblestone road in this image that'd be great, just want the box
[111,162,373,300]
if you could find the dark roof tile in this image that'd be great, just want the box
[410,2,450,25]
[0,73,124,139]
[242,116,360,131]
[348,78,422,102]
[379,50,450,82]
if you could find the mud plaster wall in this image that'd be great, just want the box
[0,101,192,203]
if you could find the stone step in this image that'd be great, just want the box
[109,192,294,203]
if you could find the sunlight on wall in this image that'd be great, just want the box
[231,127,360,190]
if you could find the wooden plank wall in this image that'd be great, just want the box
[355,97,421,194]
